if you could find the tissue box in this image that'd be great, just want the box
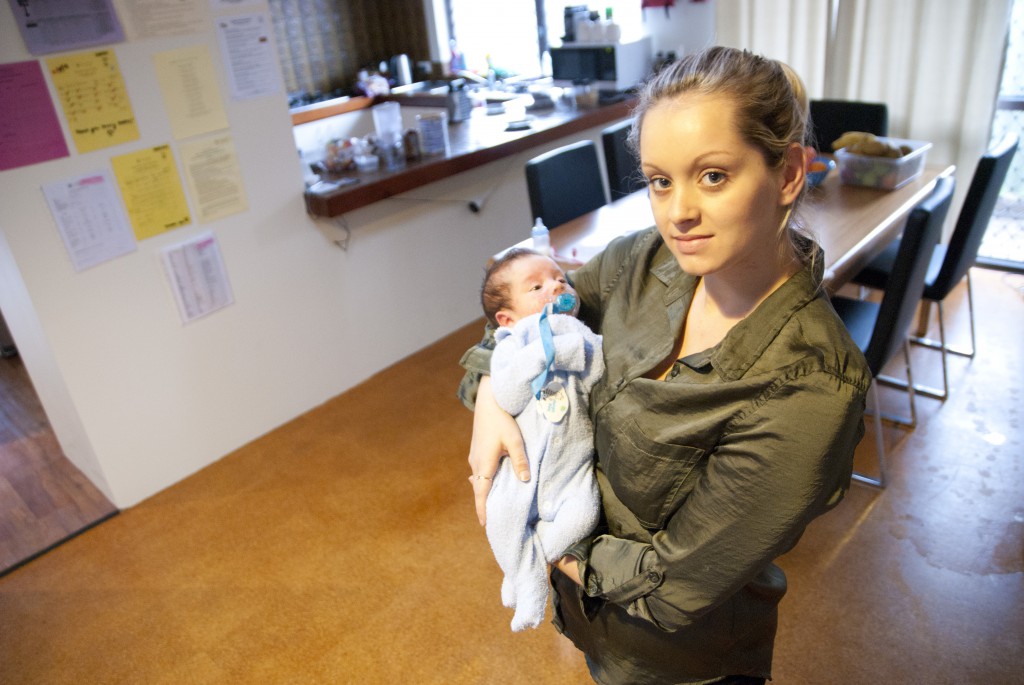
[835,137,932,190]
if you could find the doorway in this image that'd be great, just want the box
[0,318,117,577]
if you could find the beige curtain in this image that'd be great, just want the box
[714,0,833,96]
[828,1,1012,187]
[716,0,1014,235]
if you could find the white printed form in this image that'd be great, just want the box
[161,231,234,323]
[42,171,137,271]
[214,12,282,100]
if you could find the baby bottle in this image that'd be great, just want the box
[531,217,550,255]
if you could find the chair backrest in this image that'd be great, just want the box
[927,134,1018,299]
[602,118,646,200]
[865,175,955,373]
[809,99,888,151]
[525,140,608,228]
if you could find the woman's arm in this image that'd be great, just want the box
[578,371,867,630]
[467,375,530,526]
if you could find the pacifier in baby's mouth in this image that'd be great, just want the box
[546,292,578,316]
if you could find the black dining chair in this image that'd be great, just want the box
[851,134,1018,401]
[601,118,646,200]
[525,140,608,229]
[831,174,955,487]
[809,99,888,151]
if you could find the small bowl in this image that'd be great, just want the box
[806,156,836,188]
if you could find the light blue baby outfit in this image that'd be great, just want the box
[486,311,603,631]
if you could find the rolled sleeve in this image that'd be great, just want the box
[456,325,496,410]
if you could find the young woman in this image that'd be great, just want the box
[461,46,871,684]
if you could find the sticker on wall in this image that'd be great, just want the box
[46,49,140,154]
[180,134,248,223]
[161,230,234,324]
[41,170,137,271]
[0,60,69,171]
[110,145,191,240]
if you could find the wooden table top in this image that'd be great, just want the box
[499,162,955,291]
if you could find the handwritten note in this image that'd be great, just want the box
[181,134,248,223]
[0,60,69,171]
[42,171,137,271]
[111,145,192,240]
[162,231,234,323]
[47,50,140,154]
[154,44,229,140]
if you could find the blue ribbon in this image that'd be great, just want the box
[530,307,557,399]
[529,294,577,399]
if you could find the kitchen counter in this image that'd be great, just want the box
[303,98,633,218]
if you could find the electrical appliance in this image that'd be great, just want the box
[549,36,652,93]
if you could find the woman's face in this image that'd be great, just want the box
[639,93,803,279]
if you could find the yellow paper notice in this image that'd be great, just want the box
[111,145,192,240]
[153,45,229,140]
[181,134,248,223]
[47,50,139,153]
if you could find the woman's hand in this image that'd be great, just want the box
[468,376,529,526]
[553,555,582,586]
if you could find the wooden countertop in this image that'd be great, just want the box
[303,99,633,218]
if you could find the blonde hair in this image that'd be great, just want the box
[628,46,814,263]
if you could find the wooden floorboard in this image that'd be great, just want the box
[0,354,117,575]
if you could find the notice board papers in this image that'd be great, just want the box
[162,231,234,323]
[0,60,69,171]
[7,0,125,55]
[42,170,137,271]
[46,49,140,154]
[111,145,191,240]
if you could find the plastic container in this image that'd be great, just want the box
[835,137,932,190]
[531,217,550,255]
[417,111,450,156]
[371,101,403,139]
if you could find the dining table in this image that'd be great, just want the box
[497,161,955,292]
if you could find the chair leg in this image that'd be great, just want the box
[910,271,977,359]
[876,340,918,427]
[853,381,887,488]
[881,304,950,401]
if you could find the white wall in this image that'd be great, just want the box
[643,1,718,58]
[0,4,619,508]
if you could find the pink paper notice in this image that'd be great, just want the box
[0,60,70,172]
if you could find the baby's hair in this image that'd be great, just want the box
[481,247,542,326]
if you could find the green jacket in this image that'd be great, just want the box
[460,228,870,683]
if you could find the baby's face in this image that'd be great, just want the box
[497,254,576,327]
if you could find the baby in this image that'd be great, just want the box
[480,248,603,631]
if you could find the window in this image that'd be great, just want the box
[444,0,644,78]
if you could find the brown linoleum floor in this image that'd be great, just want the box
[0,268,1021,684]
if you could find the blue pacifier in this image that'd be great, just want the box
[548,292,578,316]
